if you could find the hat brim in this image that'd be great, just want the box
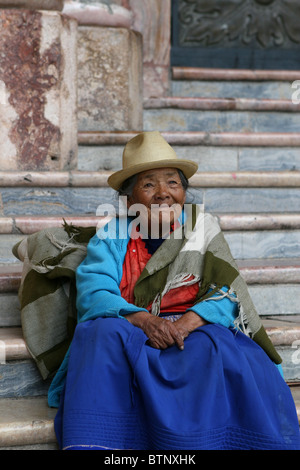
[107,159,198,191]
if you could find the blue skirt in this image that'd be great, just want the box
[54,318,300,450]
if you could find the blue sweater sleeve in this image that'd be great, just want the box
[76,234,148,323]
[189,287,284,375]
[188,287,238,328]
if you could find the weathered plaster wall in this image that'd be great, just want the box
[0,9,77,170]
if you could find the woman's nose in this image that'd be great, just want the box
[154,182,170,201]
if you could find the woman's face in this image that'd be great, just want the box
[127,167,186,237]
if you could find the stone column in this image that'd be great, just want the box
[126,0,171,99]
[63,1,143,132]
[0,4,78,170]
[77,26,143,132]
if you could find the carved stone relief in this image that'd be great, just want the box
[178,0,300,48]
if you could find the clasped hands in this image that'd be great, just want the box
[126,310,207,351]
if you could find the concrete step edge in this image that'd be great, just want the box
[77,131,300,147]
[1,213,300,235]
[0,397,57,448]
[1,262,300,292]
[172,66,300,82]
[0,388,298,448]
[1,319,300,362]
[0,327,31,361]
[291,386,300,423]
[1,170,300,188]
[144,97,300,112]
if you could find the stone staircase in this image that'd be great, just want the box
[0,65,300,449]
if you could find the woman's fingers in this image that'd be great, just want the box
[170,326,185,350]
[145,316,185,350]
[127,312,187,351]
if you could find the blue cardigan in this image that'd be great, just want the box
[76,220,238,327]
[47,217,246,407]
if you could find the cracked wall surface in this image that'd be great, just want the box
[0,9,77,170]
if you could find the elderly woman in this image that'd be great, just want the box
[50,132,300,450]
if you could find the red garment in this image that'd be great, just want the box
[120,237,199,313]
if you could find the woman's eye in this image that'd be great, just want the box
[144,183,154,188]
[169,180,178,185]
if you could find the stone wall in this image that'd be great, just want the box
[0,1,146,170]
[66,0,172,98]
[63,1,144,131]
[127,0,171,98]
[0,0,170,171]
[77,26,143,131]
[0,8,77,170]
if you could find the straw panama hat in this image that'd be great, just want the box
[107,131,198,191]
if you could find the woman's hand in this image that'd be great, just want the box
[174,310,208,343]
[126,310,207,351]
[126,311,185,350]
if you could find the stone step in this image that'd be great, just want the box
[1,213,300,234]
[171,67,300,100]
[143,102,300,134]
[0,327,29,360]
[0,358,51,399]
[1,390,298,450]
[0,317,299,399]
[2,229,300,265]
[1,256,299,328]
[0,397,57,449]
[77,130,300,173]
[1,318,299,362]
[1,170,300,188]
[1,258,299,328]
[171,79,296,100]
[172,67,300,82]
[2,207,300,265]
[1,283,300,329]
[0,265,21,293]
[144,97,300,113]
[78,130,300,147]
[2,189,300,215]
[78,143,300,173]
[237,260,300,285]
[1,171,300,215]
[1,259,299,292]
